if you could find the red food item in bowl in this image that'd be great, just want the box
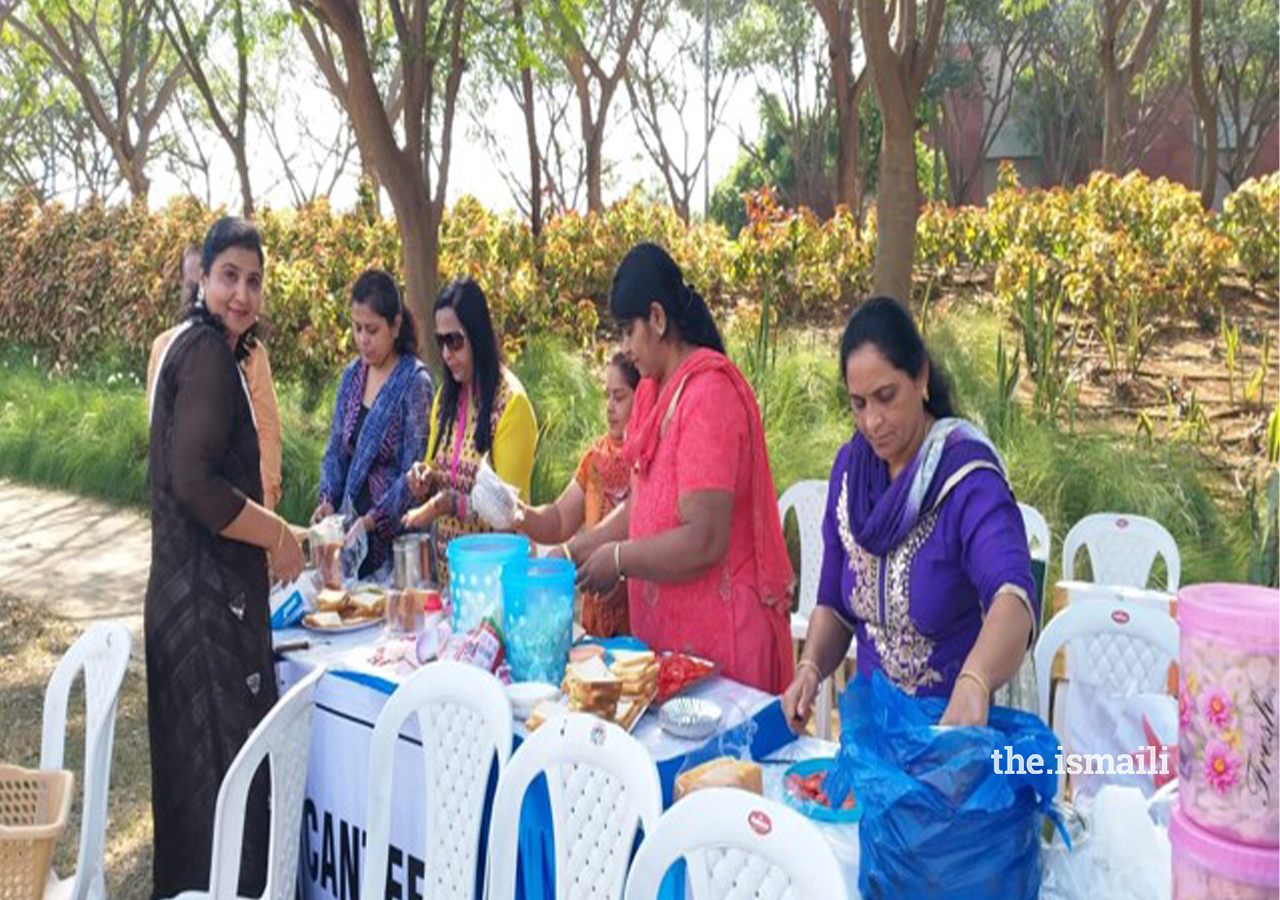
[656,653,716,702]
[785,772,855,810]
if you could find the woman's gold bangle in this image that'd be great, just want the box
[273,519,287,555]
[957,668,991,698]
[797,658,823,681]
[614,541,626,581]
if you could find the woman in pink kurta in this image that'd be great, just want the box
[571,243,794,694]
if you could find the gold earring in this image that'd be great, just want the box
[923,389,930,403]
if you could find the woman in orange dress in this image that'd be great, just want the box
[571,244,794,694]
[517,353,639,636]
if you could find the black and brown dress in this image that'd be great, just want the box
[145,318,276,899]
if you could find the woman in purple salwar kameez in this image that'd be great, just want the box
[783,298,1038,730]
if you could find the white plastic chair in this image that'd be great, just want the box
[1019,502,1051,565]
[778,480,851,740]
[777,480,827,645]
[992,503,1052,714]
[486,713,663,900]
[40,622,131,900]
[622,789,848,900]
[1061,513,1181,592]
[1034,600,1180,728]
[361,661,513,900]
[170,666,324,900]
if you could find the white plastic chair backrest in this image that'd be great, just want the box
[1061,513,1181,591]
[362,661,513,900]
[777,480,827,621]
[622,789,848,900]
[486,713,663,900]
[1018,502,1051,562]
[206,666,323,900]
[1034,601,1180,727]
[40,622,131,900]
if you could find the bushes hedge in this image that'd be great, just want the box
[0,171,1274,387]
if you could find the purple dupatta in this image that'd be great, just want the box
[847,418,1006,557]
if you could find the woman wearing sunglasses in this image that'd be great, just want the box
[403,279,537,580]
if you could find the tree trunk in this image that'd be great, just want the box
[873,107,918,303]
[125,161,149,201]
[823,2,862,211]
[1189,0,1218,209]
[393,187,441,368]
[586,124,605,214]
[520,69,543,235]
[1100,58,1126,172]
[513,0,542,236]
[833,65,862,212]
[235,146,255,218]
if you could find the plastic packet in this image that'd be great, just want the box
[268,572,318,629]
[470,455,520,529]
[441,618,506,672]
[830,672,1063,900]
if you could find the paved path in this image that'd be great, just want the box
[0,480,150,657]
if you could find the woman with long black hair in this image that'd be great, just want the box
[781,297,1036,732]
[403,279,537,580]
[571,243,795,694]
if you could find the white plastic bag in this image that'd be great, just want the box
[471,455,520,529]
[1063,678,1177,802]
[1041,786,1171,900]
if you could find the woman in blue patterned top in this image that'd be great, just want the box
[313,270,434,577]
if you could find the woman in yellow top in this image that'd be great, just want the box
[403,279,537,579]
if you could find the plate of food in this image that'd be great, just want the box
[301,612,382,633]
[551,656,656,734]
[781,758,860,824]
[302,587,384,633]
[654,652,718,704]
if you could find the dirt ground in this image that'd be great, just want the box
[1068,284,1279,496]
[0,592,152,899]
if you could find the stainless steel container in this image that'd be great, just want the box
[392,534,426,589]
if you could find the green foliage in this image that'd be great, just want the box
[1247,467,1279,588]
[1220,174,1280,285]
[0,311,1253,587]
[509,339,605,506]
[1015,266,1078,425]
[0,172,1273,392]
[1222,311,1240,403]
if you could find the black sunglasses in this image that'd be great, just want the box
[435,331,467,352]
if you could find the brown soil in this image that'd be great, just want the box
[0,593,152,899]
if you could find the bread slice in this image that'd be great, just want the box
[316,589,350,613]
[349,591,385,617]
[306,610,344,629]
[674,757,764,801]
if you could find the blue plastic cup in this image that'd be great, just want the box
[446,534,530,634]
[502,557,576,684]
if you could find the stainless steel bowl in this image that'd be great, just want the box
[659,697,723,740]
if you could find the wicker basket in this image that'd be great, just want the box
[0,766,74,900]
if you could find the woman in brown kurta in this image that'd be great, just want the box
[146,218,303,898]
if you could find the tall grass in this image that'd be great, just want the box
[929,311,1246,585]
[0,328,1251,585]
[510,342,607,504]
[0,359,149,507]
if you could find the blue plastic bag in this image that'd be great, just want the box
[826,672,1061,900]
